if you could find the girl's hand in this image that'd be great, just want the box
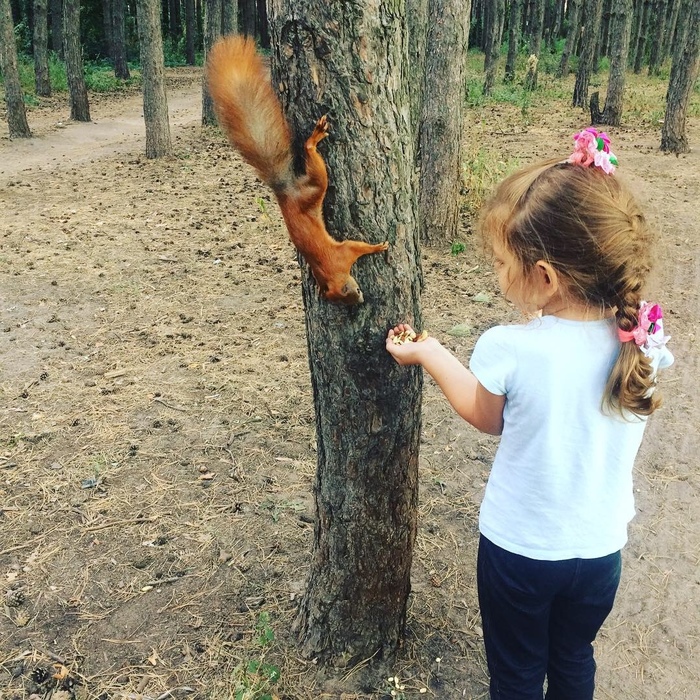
[386,323,436,366]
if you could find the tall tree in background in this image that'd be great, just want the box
[647,0,668,74]
[661,0,700,153]
[632,0,650,73]
[0,0,31,137]
[573,0,603,108]
[558,0,582,76]
[202,0,222,125]
[136,0,172,158]
[505,0,522,83]
[483,0,504,95]
[525,0,545,90]
[592,0,633,125]
[50,0,62,57]
[185,0,196,64]
[63,0,91,121]
[658,0,682,67]
[420,0,470,244]
[407,0,428,150]
[33,0,51,96]
[265,0,423,665]
[112,0,130,79]
[222,0,236,33]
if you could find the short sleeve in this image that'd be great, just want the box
[469,326,515,396]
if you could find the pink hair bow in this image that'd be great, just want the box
[568,128,619,174]
[618,301,670,356]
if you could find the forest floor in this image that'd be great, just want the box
[0,66,698,700]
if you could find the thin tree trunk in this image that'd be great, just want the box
[573,0,604,107]
[239,0,256,36]
[633,0,650,72]
[102,0,114,61]
[661,0,700,153]
[483,0,505,94]
[647,0,668,74]
[505,0,522,82]
[33,0,51,96]
[63,0,90,121]
[266,0,423,666]
[136,0,172,158]
[222,0,236,33]
[525,0,545,90]
[0,0,31,137]
[558,0,581,76]
[185,0,196,65]
[421,0,469,244]
[49,0,62,56]
[112,0,130,79]
[658,0,682,66]
[256,0,269,48]
[201,0,221,126]
[595,0,633,125]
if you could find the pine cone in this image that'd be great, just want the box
[4,588,25,607]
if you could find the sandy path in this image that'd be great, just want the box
[0,82,202,181]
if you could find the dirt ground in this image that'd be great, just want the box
[0,67,698,700]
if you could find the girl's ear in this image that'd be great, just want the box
[534,260,560,303]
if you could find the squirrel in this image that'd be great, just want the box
[205,35,389,305]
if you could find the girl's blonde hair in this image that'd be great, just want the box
[479,158,659,416]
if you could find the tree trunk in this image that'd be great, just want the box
[102,0,114,61]
[63,0,90,121]
[201,0,221,126]
[256,0,269,48]
[421,0,469,245]
[573,0,603,107]
[265,0,423,667]
[525,0,545,90]
[33,0,51,96]
[168,0,180,41]
[222,0,236,34]
[112,0,130,79]
[0,0,31,137]
[505,0,522,82]
[595,0,633,125]
[661,0,700,153]
[407,0,428,151]
[185,0,196,65]
[633,0,650,72]
[136,0,172,158]
[49,0,62,56]
[647,0,668,74]
[239,0,257,36]
[558,0,581,76]
[658,0,682,67]
[483,0,504,94]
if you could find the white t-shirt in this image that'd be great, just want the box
[469,315,673,561]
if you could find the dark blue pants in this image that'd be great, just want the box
[477,535,621,700]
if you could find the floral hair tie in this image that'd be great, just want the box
[618,301,670,356]
[568,127,618,174]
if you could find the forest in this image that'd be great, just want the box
[1,1,699,700]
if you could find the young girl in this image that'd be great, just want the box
[386,129,673,700]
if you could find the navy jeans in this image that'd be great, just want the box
[477,535,621,700]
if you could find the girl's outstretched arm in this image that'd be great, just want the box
[386,324,505,436]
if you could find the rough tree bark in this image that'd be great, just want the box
[525,0,545,90]
[63,0,90,121]
[483,0,504,95]
[421,0,470,245]
[573,0,604,108]
[266,0,424,666]
[592,0,633,125]
[661,0,700,153]
[0,0,31,137]
[407,0,428,152]
[201,0,222,126]
[558,0,582,77]
[112,0,130,79]
[647,0,668,74]
[505,0,522,83]
[33,0,51,96]
[136,0,172,158]
[633,0,650,73]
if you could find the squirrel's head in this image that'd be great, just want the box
[324,276,364,305]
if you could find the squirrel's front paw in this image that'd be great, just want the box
[311,115,330,143]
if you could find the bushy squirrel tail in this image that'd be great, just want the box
[206,35,294,193]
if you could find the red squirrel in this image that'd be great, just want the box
[205,35,389,305]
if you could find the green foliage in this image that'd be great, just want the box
[451,242,466,256]
[462,149,519,217]
[231,612,281,700]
